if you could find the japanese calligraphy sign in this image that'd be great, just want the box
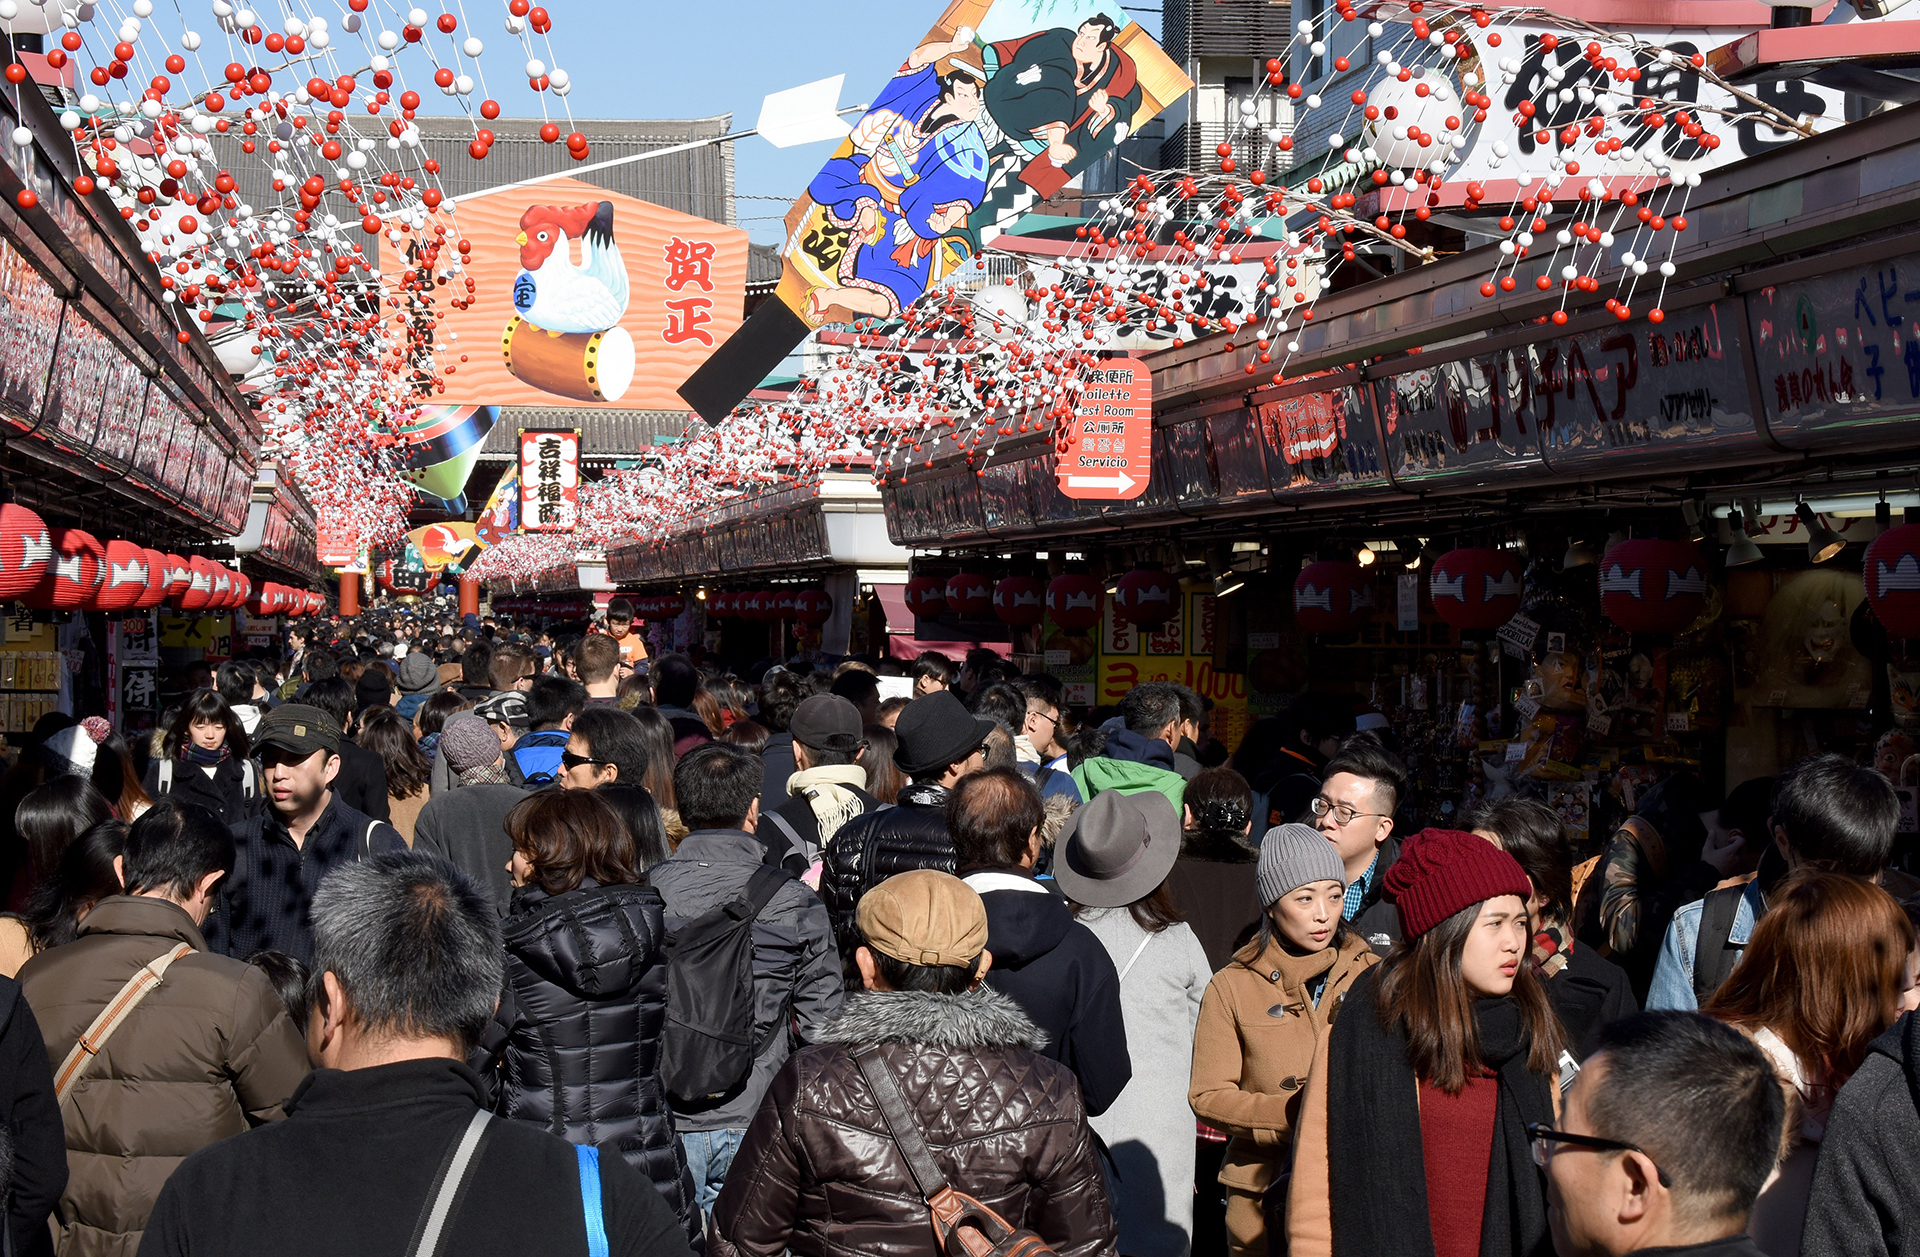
[425,178,746,410]
[1747,253,1920,451]
[519,429,580,533]
[1056,358,1150,500]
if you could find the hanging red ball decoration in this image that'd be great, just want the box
[93,540,151,612]
[992,576,1045,627]
[0,504,51,598]
[1293,561,1373,633]
[1599,539,1709,632]
[792,589,833,625]
[1114,569,1179,626]
[1428,547,1524,630]
[944,573,992,617]
[904,576,948,619]
[1865,523,1920,638]
[25,529,105,610]
[1046,574,1104,632]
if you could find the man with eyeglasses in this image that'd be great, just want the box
[1310,739,1408,956]
[1538,1011,1783,1257]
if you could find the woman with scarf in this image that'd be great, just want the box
[1472,798,1636,1058]
[1289,828,1568,1257]
[1190,823,1379,1257]
[142,688,256,826]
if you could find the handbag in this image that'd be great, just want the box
[851,1044,1058,1257]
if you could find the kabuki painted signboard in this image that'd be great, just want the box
[431,178,747,410]
[680,0,1191,423]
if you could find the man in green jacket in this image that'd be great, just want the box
[1071,682,1186,813]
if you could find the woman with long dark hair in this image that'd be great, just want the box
[89,726,154,821]
[482,789,698,1243]
[142,687,256,826]
[1704,871,1916,1256]
[0,817,125,975]
[858,723,905,806]
[1191,824,1378,1257]
[1473,797,1636,1058]
[624,705,679,809]
[1290,828,1568,1257]
[594,783,673,871]
[357,707,430,845]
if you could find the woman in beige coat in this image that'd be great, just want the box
[1190,823,1378,1257]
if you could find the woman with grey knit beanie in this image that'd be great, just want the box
[1188,823,1381,1257]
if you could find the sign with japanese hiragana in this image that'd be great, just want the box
[1056,358,1151,500]
[519,429,580,533]
[422,178,747,410]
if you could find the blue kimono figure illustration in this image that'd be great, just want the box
[798,45,990,324]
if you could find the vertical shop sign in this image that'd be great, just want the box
[1057,358,1152,500]
[519,429,580,532]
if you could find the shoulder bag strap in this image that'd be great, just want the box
[851,1044,951,1203]
[403,1109,493,1257]
[1692,885,1746,1003]
[365,820,380,858]
[1116,932,1154,983]
[576,1146,610,1257]
[53,942,195,1103]
[764,808,806,858]
[743,864,797,1054]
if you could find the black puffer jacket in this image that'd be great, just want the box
[818,782,955,979]
[483,880,698,1242]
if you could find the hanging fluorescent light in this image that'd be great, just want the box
[1796,501,1845,563]
[1724,511,1763,567]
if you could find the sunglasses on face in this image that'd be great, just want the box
[561,750,609,771]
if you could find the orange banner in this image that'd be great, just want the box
[426,178,747,411]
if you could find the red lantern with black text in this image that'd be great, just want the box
[945,573,992,616]
[1599,539,1708,633]
[792,589,832,625]
[904,576,947,619]
[0,504,50,598]
[1428,547,1523,630]
[1046,574,1103,631]
[1294,561,1373,633]
[1114,569,1178,626]
[1865,524,1920,638]
[993,576,1045,627]
[25,529,104,610]
[94,540,151,612]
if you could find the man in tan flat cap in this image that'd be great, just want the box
[710,870,1117,1257]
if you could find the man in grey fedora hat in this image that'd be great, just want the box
[819,691,995,979]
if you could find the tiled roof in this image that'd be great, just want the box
[477,408,693,460]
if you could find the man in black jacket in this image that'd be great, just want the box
[299,677,390,822]
[0,974,64,1257]
[139,853,692,1257]
[820,691,993,978]
[207,705,406,964]
[1803,1012,1920,1257]
[952,767,1130,1117]
[755,695,879,874]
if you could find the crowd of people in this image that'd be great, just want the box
[0,595,1915,1257]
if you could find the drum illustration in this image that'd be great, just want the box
[501,315,635,403]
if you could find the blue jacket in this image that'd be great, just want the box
[1646,879,1763,1011]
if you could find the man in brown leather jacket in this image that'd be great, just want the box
[710,869,1117,1257]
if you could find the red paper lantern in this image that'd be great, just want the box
[25,529,105,610]
[135,549,169,609]
[1046,574,1103,631]
[1600,539,1709,632]
[654,593,687,619]
[1428,547,1524,631]
[176,555,218,612]
[792,589,832,625]
[94,540,151,612]
[945,572,992,616]
[774,589,800,619]
[747,589,778,621]
[707,591,734,618]
[1866,524,1920,637]
[0,504,50,598]
[1294,561,1373,632]
[1114,569,1179,626]
[161,555,192,599]
[232,573,252,611]
[904,576,947,619]
[208,565,234,610]
[993,576,1045,627]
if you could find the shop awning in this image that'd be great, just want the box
[876,584,1014,663]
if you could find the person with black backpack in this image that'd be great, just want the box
[143,689,260,827]
[648,743,842,1218]
[710,869,1116,1257]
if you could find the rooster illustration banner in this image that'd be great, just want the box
[679,0,1189,424]
[426,178,748,411]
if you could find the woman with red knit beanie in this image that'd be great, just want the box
[1287,828,1569,1257]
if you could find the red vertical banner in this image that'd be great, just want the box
[519,429,580,533]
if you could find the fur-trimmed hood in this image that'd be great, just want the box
[815,986,1049,1052]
